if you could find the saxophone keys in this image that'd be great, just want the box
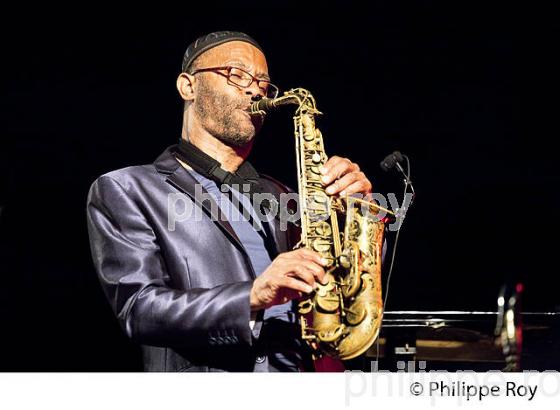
[338,249,352,268]
[313,221,332,236]
[342,269,363,298]
[317,324,345,343]
[311,238,332,253]
[323,257,335,268]
[315,285,328,297]
[298,299,314,314]
[312,193,328,204]
[309,165,321,175]
[339,256,351,269]
[303,131,315,141]
[344,305,367,326]
[315,276,335,296]
[316,292,340,312]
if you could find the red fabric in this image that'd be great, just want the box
[313,356,346,372]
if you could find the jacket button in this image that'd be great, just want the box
[255,356,266,364]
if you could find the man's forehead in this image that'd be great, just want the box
[203,41,268,68]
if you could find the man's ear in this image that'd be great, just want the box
[176,73,195,102]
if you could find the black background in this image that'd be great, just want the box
[1,3,557,370]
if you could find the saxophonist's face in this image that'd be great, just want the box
[190,41,269,147]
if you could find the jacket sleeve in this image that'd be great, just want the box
[86,175,255,349]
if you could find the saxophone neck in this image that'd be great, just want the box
[249,88,321,115]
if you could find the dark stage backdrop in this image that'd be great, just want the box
[1,3,556,370]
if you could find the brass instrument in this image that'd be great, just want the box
[250,88,393,360]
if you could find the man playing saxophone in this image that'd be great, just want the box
[86,31,374,372]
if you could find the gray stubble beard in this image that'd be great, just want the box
[193,79,262,147]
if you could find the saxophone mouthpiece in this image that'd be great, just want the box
[249,98,277,115]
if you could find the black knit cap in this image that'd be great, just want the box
[181,31,263,73]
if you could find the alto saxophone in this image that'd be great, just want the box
[250,88,393,360]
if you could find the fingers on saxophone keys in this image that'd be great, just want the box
[282,277,314,294]
[320,158,360,190]
[287,249,328,286]
[288,262,326,289]
[342,178,373,197]
[328,171,369,196]
[300,260,328,286]
[293,248,329,267]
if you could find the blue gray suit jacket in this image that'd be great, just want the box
[86,145,309,371]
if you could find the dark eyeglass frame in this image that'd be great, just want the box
[189,65,279,98]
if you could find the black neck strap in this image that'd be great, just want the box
[173,140,261,192]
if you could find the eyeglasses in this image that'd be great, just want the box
[190,65,279,99]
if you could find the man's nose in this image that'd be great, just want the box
[244,81,265,99]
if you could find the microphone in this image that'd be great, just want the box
[379,151,404,172]
[375,150,415,362]
[379,150,415,199]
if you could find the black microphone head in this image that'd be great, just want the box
[380,151,404,171]
[380,153,397,171]
[392,151,404,162]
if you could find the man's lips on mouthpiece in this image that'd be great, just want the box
[242,106,257,116]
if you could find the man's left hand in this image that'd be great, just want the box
[319,156,372,197]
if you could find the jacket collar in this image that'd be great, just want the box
[154,144,182,175]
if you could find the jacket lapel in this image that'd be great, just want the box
[154,145,249,258]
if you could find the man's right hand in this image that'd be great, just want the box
[250,248,328,311]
